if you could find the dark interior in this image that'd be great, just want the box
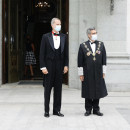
[2,0,69,84]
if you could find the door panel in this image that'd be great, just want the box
[8,0,19,82]
[2,0,69,83]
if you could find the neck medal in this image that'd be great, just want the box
[83,42,102,61]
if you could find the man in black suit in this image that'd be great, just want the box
[78,27,108,116]
[40,18,68,118]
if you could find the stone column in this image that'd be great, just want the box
[0,0,2,86]
[97,0,127,53]
[69,0,97,89]
[69,0,80,89]
[78,0,97,43]
[127,0,130,54]
[69,0,130,91]
[96,0,130,91]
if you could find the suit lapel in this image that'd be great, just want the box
[48,32,65,52]
[95,40,98,52]
[86,41,93,52]
[48,32,55,51]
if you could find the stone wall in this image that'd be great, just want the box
[69,0,80,89]
[127,0,130,54]
[0,0,130,90]
[69,0,130,91]
[0,0,2,86]
[97,0,127,53]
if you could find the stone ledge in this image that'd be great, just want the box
[106,83,130,92]
[108,60,130,64]
[107,53,130,61]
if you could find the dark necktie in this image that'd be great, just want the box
[91,42,95,44]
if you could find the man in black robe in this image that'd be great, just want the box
[40,18,68,118]
[78,27,108,116]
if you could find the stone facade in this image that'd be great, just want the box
[0,0,130,91]
[0,0,2,86]
[69,0,130,91]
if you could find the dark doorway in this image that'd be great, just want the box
[2,0,69,84]
[23,0,57,80]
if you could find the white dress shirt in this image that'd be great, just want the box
[53,34,60,49]
[90,41,96,54]
[40,33,60,70]
[78,41,107,75]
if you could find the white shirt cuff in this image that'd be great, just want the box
[40,67,47,70]
[78,66,106,75]
[78,67,83,76]
[103,65,107,74]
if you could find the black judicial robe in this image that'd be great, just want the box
[78,40,108,99]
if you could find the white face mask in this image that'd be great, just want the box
[91,34,97,41]
[55,25,61,32]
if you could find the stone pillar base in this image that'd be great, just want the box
[106,54,130,92]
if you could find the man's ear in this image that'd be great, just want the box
[88,34,90,39]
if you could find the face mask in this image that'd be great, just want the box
[55,25,61,32]
[91,34,97,41]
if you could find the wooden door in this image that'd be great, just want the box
[7,0,19,82]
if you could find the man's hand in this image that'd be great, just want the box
[103,73,105,79]
[42,69,48,75]
[64,66,68,74]
[80,75,84,81]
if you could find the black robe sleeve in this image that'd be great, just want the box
[102,43,107,65]
[78,44,84,67]
[40,34,46,68]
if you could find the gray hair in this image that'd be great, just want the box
[87,27,96,35]
[51,18,61,25]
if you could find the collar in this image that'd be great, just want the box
[89,40,95,45]
[52,31,60,36]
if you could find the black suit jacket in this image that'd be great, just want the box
[40,32,68,70]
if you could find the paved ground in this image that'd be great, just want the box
[0,83,130,130]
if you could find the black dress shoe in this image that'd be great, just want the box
[93,111,103,116]
[44,112,50,118]
[53,112,64,117]
[84,111,91,116]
